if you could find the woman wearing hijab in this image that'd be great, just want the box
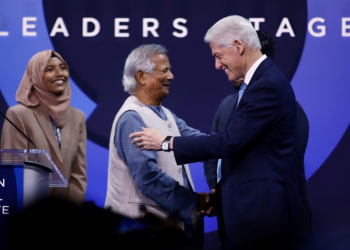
[1,50,87,204]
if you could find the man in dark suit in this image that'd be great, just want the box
[204,30,278,190]
[130,15,310,249]
[203,30,313,249]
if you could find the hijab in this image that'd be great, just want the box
[15,50,71,128]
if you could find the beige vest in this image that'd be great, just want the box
[104,95,194,226]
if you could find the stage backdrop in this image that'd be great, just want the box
[1,0,349,248]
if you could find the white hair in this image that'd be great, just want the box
[122,44,167,94]
[204,15,261,51]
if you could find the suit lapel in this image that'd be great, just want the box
[246,57,274,91]
[235,57,274,110]
[228,57,274,127]
[33,105,63,164]
[226,95,238,130]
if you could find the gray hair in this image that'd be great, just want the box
[122,44,168,94]
[204,15,261,51]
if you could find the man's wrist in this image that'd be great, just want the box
[169,137,174,151]
[161,136,173,152]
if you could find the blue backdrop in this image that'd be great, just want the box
[1,0,349,248]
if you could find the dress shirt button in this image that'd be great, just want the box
[168,123,172,128]
[178,168,182,173]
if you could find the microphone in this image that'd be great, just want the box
[0,110,54,209]
[0,110,39,163]
[0,110,37,150]
[0,110,53,173]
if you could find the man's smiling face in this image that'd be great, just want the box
[210,42,244,86]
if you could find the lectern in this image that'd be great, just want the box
[0,149,68,246]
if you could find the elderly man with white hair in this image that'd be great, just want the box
[104,44,213,248]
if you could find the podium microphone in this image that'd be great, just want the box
[0,110,39,163]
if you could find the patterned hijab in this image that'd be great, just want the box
[15,50,71,128]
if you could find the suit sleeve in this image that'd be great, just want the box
[67,112,88,204]
[174,78,291,165]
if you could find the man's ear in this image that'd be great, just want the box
[135,70,146,85]
[233,39,244,55]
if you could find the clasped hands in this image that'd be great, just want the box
[197,189,216,217]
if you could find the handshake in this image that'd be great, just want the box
[197,189,216,216]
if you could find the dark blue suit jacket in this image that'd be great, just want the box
[203,92,238,190]
[173,58,307,248]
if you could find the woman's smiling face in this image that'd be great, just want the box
[42,56,69,95]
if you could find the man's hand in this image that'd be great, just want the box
[207,189,217,217]
[197,191,215,216]
[129,127,165,151]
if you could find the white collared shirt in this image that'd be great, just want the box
[244,54,267,85]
